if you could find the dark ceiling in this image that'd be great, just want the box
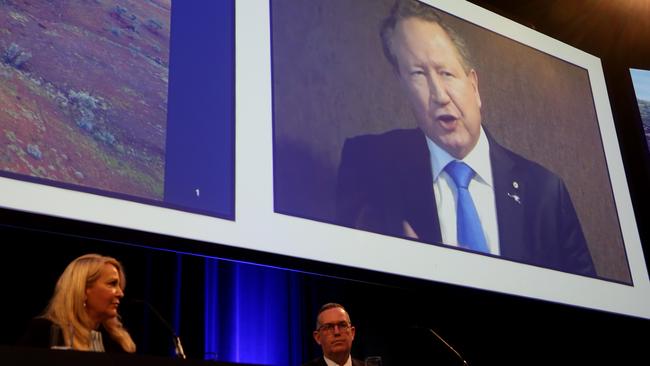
[469,0,650,67]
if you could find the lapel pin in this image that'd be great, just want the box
[507,192,521,204]
[512,181,519,189]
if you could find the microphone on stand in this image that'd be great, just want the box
[422,327,468,366]
[411,326,469,366]
[129,298,187,359]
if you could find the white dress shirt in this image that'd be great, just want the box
[426,126,500,255]
[323,355,352,366]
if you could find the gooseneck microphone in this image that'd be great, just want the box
[425,327,468,366]
[410,326,469,366]
[129,298,187,359]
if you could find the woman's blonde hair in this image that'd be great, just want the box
[43,253,136,353]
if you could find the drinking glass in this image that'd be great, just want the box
[365,356,382,366]
[49,323,73,350]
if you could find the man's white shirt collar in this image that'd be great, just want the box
[426,126,493,187]
[323,355,352,366]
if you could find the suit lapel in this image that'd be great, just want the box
[400,129,442,244]
[489,134,526,259]
[399,129,529,254]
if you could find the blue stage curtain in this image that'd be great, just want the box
[204,259,305,365]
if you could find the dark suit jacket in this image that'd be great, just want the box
[336,128,596,276]
[301,356,365,366]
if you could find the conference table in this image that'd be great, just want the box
[0,346,261,366]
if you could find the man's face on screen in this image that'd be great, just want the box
[392,17,482,159]
[313,307,355,361]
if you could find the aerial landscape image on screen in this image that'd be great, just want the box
[0,0,171,200]
[630,68,650,151]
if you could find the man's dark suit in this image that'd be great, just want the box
[301,356,365,366]
[336,128,596,277]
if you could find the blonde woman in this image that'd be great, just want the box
[20,253,136,353]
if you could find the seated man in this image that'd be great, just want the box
[303,303,364,366]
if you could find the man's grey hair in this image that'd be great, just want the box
[380,0,474,73]
[315,302,351,330]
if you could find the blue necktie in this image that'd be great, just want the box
[445,161,489,253]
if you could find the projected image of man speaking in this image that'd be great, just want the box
[336,0,596,276]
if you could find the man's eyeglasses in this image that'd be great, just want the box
[317,321,352,333]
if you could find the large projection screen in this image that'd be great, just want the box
[0,0,235,219]
[0,0,649,319]
[630,68,650,153]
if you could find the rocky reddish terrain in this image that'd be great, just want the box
[0,0,170,200]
